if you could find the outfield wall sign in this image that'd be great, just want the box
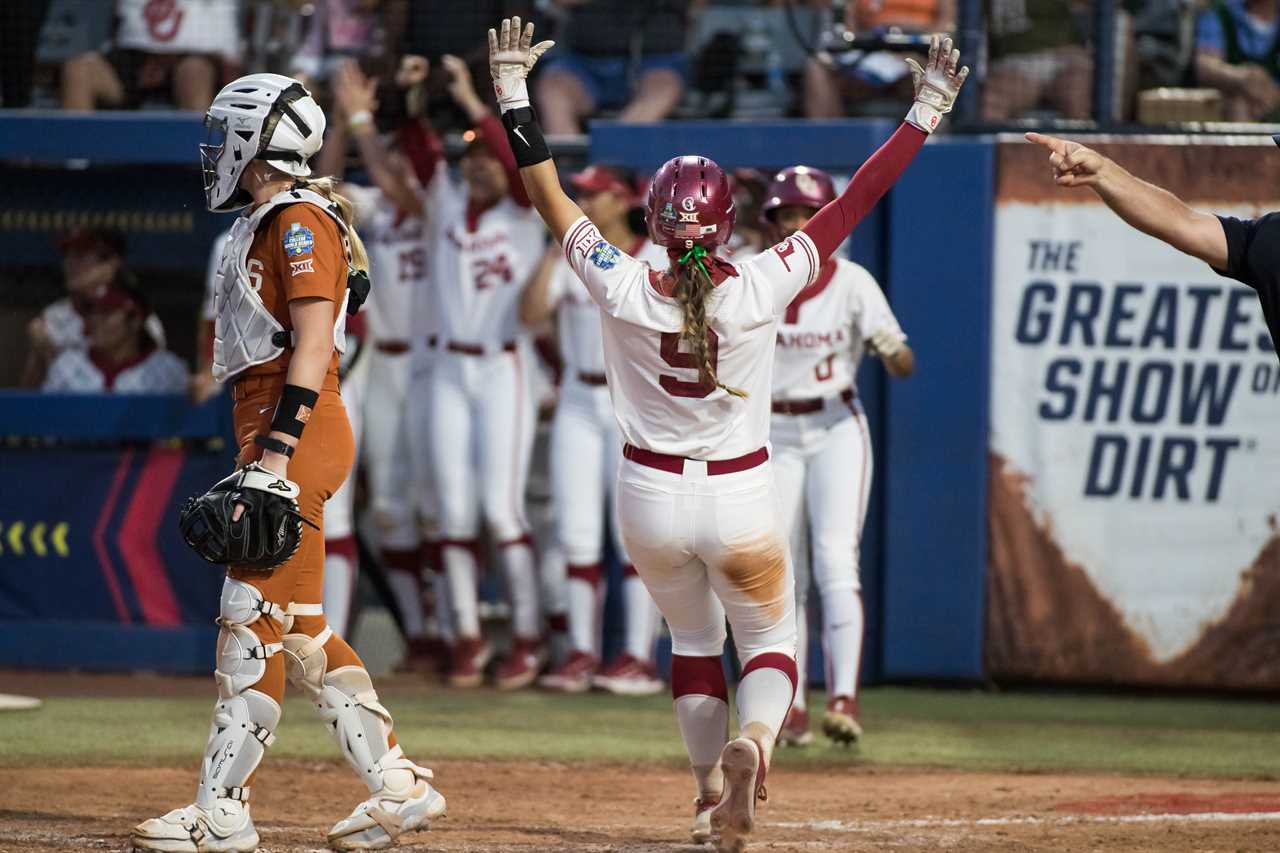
[986,140,1280,689]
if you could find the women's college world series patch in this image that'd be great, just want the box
[283,223,315,257]
[588,241,621,270]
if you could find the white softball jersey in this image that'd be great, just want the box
[771,257,906,401]
[43,347,187,394]
[115,0,242,58]
[425,170,546,349]
[561,216,821,460]
[343,183,429,346]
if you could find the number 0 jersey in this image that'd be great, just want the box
[771,257,906,400]
[562,216,821,459]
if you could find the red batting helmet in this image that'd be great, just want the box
[761,166,837,221]
[645,155,736,250]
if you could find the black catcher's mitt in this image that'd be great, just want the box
[178,462,316,572]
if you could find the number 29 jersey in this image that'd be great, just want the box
[562,216,821,459]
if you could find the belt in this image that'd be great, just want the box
[577,371,608,386]
[623,443,769,476]
[375,340,410,354]
[772,387,856,416]
[445,340,517,356]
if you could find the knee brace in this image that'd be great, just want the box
[281,603,331,701]
[214,578,285,699]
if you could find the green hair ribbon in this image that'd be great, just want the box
[678,244,711,278]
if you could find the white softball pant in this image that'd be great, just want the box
[360,346,418,551]
[551,378,629,567]
[617,453,796,663]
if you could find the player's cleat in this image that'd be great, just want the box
[131,801,258,852]
[395,636,450,677]
[709,737,766,853]
[538,649,598,692]
[446,636,493,688]
[327,762,447,850]
[495,636,548,690]
[690,795,720,845]
[778,706,813,747]
[822,694,863,745]
[592,653,664,696]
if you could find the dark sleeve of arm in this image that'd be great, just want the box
[478,112,532,208]
[1214,214,1259,288]
[397,118,444,188]
[801,123,927,261]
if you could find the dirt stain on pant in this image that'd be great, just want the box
[720,537,788,621]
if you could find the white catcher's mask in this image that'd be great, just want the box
[201,73,326,212]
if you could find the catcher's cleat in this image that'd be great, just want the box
[495,636,548,691]
[691,795,720,845]
[446,636,493,688]
[709,737,766,853]
[592,653,664,696]
[327,763,446,850]
[132,801,258,852]
[778,706,813,748]
[538,649,598,693]
[822,695,863,745]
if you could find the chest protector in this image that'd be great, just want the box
[212,189,353,382]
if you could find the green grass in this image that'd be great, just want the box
[2,685,1278,778]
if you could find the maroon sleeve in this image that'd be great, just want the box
[398,118,444,188]
[477,112,532,209]
[802,123,927,261]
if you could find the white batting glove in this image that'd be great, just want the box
[488,16,555,113]
[904,35,969,134]
[867,327,905,359]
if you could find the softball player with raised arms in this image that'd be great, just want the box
[487,19,966,850]
[520,164,665,695]
[761,167,915,748]
[133,74,444,853]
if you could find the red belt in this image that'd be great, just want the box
[623,443,769,476]
[375,340,410,354]
[578,371,608,386]
[446,340,517,356]
[772,388,856,415]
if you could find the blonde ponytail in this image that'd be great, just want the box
[295,176,369,272]
[673,259,747,399]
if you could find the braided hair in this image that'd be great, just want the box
[673,246,747,399]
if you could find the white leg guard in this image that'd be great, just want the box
[321,667,447,850]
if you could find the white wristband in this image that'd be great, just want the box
[347,110,373,131]
[493,76,530,113]
[905,102,942,134]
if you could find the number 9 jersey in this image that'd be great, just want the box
[561,216,822,459]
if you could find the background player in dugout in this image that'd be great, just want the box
[486,17,967,850]
[133,74,445,853]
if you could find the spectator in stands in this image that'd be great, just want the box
[535,0,690,134]
[805,0,956,118]
[1,0,52,107]
[60,0,241,111]
[24,227,130,387]
[43,285,186,394]
[1195,0,1280,122]
[981,0,1093,121]
[289,0,396,86]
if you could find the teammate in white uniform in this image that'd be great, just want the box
[418,55,548,689]
[520,164,664,696]
[761,167,915,749]
[488,18,966,850]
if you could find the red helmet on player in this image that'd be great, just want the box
[645,155,736,250]
[761,166,837,221]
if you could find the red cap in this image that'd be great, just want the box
[59,226,126,257]
[761,166,838,220]
[570,165,637,203]
[645,155,736,250]
[92,285,147,315]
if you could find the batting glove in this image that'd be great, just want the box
[904,35,969,134]
[867,327,906,359]
[488,16,554,113]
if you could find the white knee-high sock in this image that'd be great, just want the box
[323,536,358,637]
[622,566,658,661]
[382,547,425,639]
[441,541,480,639]
[672,654,729,799]
[501,537,542,640]
[793,598,809,711]
[736,653,798,770]
[566,563,603,655]
[825,590,865,698]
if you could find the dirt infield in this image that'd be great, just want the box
[4,762,1280,852]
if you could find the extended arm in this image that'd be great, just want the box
[441,54,533,209]
[519,244,563,327]
[1026,133,1227,269]
[331,60,426,216]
